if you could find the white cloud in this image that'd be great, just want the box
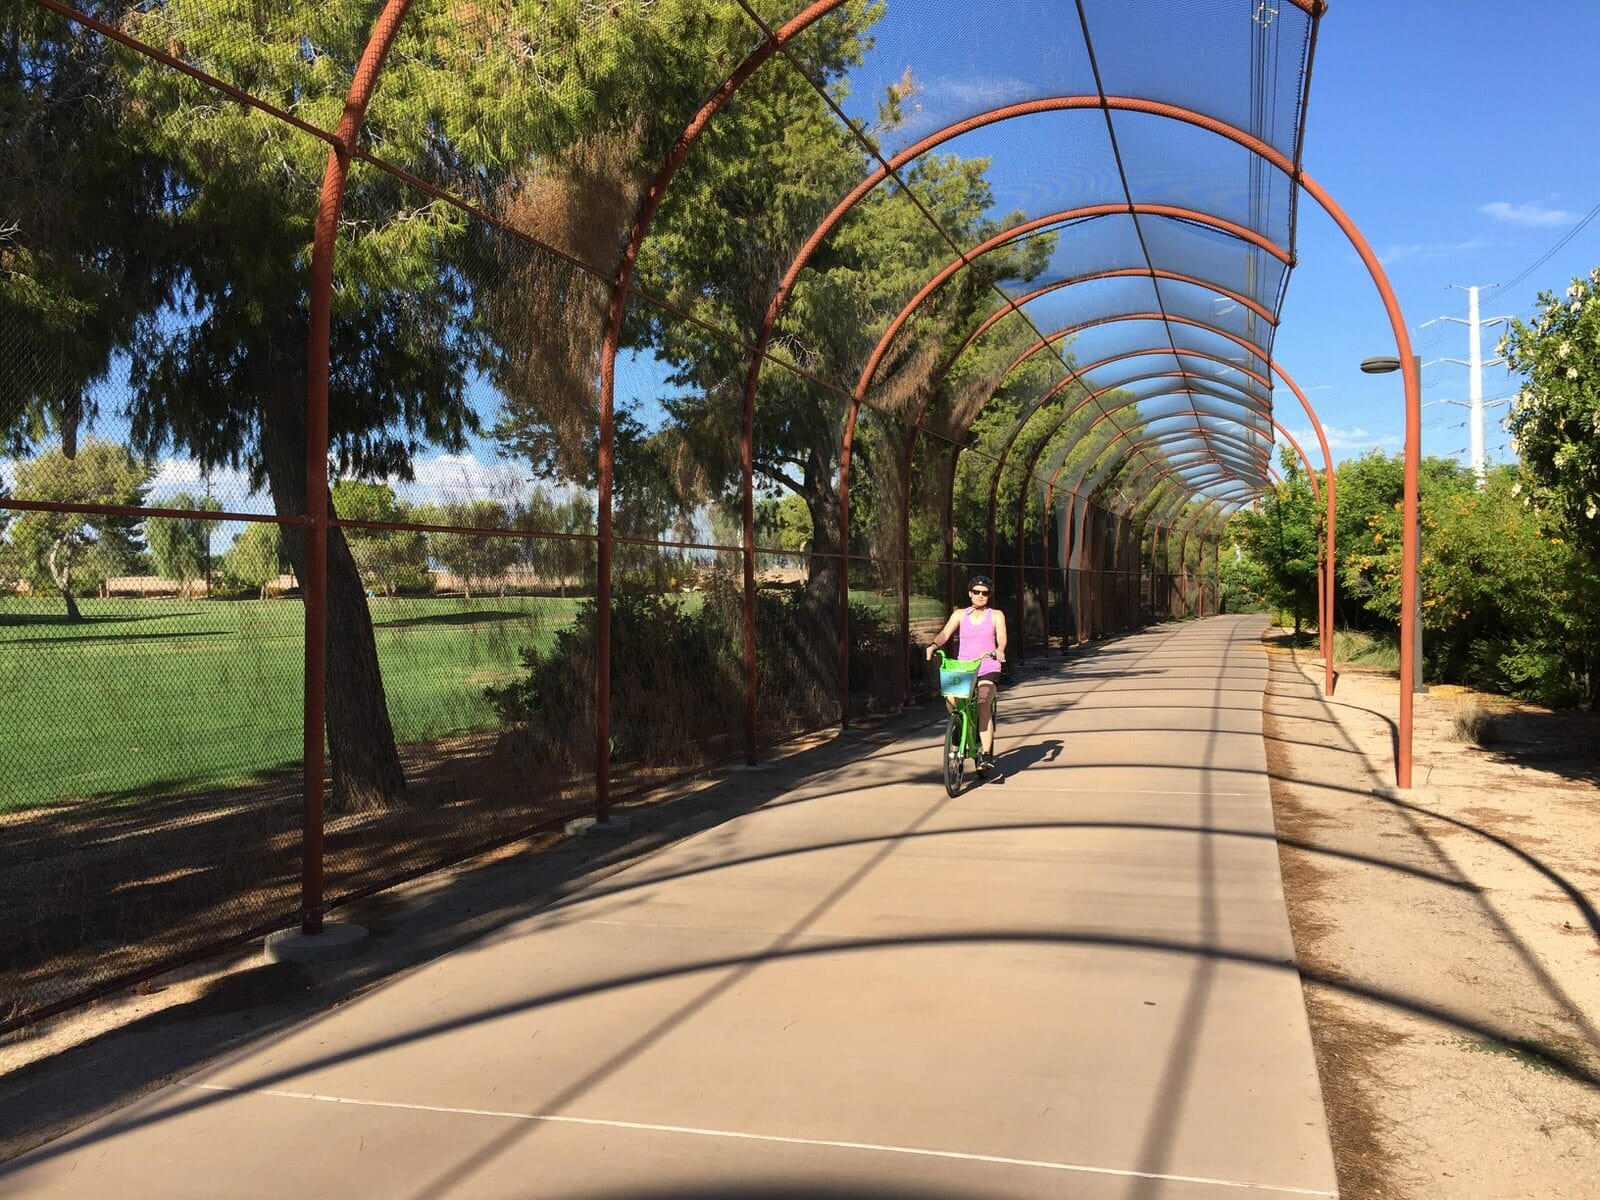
[922,75,1034,109]
[1376,238,1490,266]
[889,75,1034,141]
[150,452,532,509]
[1283,425,1400,452]
[397,453,526,505]
[148,459,265,508]
[1479,200,1576,228]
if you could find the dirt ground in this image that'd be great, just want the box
[1263,635,1600,1199]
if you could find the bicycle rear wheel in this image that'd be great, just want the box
[943,711,966,797]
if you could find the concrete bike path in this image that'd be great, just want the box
[4,614,1338,1199]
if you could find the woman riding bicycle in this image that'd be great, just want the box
[925,574,1007,772]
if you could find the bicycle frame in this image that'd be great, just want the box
[934,650,997,796]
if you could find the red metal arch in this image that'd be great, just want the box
[1049,422,1271,504]
[727,95,1305,725]
[1006,353,1281,481]
[961,335,1285,532]
[1044,409,1330,678]
[933,324,1284,512]
[981,313,1278,423]
[1054,423,1270,506]
[716,94,1412,774]
[1007,400,1277,566]
[992,350,1282,508]
[1052,450,1261,644]
[979,368,1262,516]
[857,211,1289,430]
[864,228,1290,472]
[967,356,1339,682]
[946,268,1279,378]
[965,365,1280,648]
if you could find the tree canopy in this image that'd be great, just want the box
[9,439,151,619]
[1227,446,1319,634]
[146,490,221,595]
[1500,268,1600,557]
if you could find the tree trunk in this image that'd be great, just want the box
[258,336,407,813]
[59,388,82,460]
[48,535,83,622]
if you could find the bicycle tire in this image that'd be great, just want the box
[943,710,966,797]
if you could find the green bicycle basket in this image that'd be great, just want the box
[938,656,983,700]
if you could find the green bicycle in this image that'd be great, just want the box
[933,649,998,797]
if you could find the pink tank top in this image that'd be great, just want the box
[959,608,1001,677]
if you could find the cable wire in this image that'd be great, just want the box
[1499,197,1600,297]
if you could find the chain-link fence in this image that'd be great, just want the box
[1,0,1328,1034]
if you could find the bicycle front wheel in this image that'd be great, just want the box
[943,711,967,797]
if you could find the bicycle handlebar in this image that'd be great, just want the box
[931,648,997,663]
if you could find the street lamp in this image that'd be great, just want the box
[1360,353,1427,695]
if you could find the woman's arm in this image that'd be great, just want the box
[993,609,1008,662]
[925,609,965,659]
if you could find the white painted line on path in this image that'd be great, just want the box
[179,1082,1334,1197]
[974,786,1262,798]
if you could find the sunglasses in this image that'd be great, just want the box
[969,588,990,597]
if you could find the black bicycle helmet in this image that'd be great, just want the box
[966,573,994,593]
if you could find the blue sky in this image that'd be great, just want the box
[1271,0,1600,467]
[838,0,1600,471]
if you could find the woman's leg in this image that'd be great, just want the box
[976,681,996,756]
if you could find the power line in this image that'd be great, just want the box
[1499,197,1600,296]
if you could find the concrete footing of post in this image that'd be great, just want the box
[1372,784,1439,803]
[264,922,368,965]
[564,815,633,837]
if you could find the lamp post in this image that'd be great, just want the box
[1361,353,1427,695]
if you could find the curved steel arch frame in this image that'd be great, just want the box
[1054,435,1256,642]
[988,402,1274,571]
[963,336,1280,513]
[909,316,1293,606]
[949,318,1284,486]
[919,307,1282,499]
[296,19,1423,845]
[947,267,1279,376]
[952,358,1272,537]
[767,98,1414,778]
[1089,418,1325,656]
[1024,445,1259,656]
[1064,468,1262,643]
[1051,444,1257,645]
[1107,357,1340,661]
[990,409,1267,620]
[733,96,1305,730]
[960,342,1287,581]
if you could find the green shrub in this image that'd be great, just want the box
[1333,629,1400,672]
[486,570,897,771]
[487,588,738,772]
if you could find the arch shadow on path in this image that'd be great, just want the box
[4,622,1597,1197]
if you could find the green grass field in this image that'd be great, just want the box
[0,595,582,813]
[1,588,948,812]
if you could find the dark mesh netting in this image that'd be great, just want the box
[2,0,1324,1033]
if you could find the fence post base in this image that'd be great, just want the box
[264,923,368,965]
